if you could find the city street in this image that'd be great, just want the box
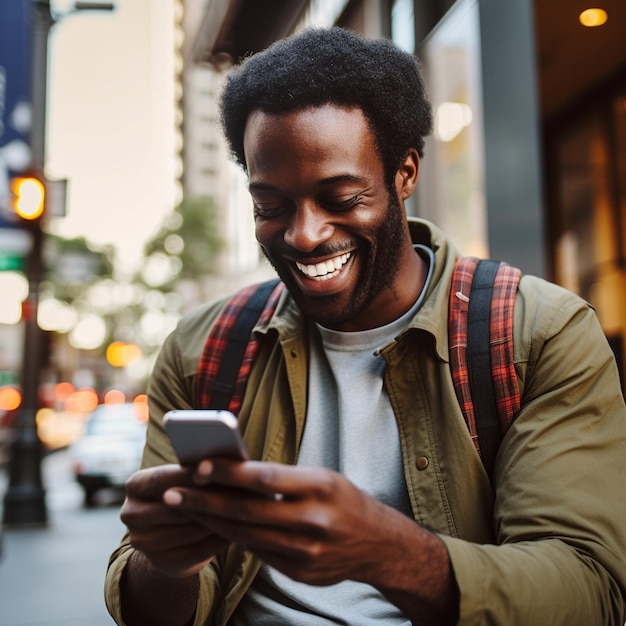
[0,450,126,626]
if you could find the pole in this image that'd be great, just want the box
[2,0,54,528]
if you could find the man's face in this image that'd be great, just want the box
[243,104,419,331]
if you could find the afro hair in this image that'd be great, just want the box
[219,27,433,183]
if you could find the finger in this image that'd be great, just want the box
[207,493,342,540]
[178,504,346,585]
[198,510,301,552]
[125,464,195,500]
[195,460,336,500]
[163,484,329,541]
[121,495,206,532]
[163,485,291,543]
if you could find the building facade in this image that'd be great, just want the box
[187,0,626,387]
[177,0,275,307]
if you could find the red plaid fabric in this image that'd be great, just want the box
[194,280,284,414]
[449,257,522,455]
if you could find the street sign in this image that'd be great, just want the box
[0,0,33,213]
[0,253,24,272]
[0,227,31,272]
[0,371,18,386]
[0,0,32,151]
[0,227,32,254]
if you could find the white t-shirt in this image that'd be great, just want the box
[233,246,434,625]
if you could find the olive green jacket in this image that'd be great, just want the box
[105,219,626,625]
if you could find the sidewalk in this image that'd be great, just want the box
[0,452,126,626]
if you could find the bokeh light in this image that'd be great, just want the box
[0,272,29,325]
[133,393,149,422]
[65,387,99,413]
[69,314,107,350]
[103,388,126,404]
[106,341,143,367]
[0,386,22,411]
[579,8,608,27]
[38,298,79,332]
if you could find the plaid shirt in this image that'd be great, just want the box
[448,256,521,455]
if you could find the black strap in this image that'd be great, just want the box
[210,279,280,410]
[467,260,500,479]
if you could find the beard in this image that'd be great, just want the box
[261,189,409,329]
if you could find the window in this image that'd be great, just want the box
[417,0,487,258]
[391,0,415,54]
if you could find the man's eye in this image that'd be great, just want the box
[322,195,361,212]
[253,203,287,218]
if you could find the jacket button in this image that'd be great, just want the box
[415,456,429,471]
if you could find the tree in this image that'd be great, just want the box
[141,196,224,288]
[43,234,114,302]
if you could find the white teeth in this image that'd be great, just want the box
[296,253,351,280]
[315,261,329,275]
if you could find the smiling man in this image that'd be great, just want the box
[245,104,427,331]
[105,28,626,626]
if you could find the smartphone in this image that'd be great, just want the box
[163,409,249,465]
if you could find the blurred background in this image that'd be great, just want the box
[0,0,625,622]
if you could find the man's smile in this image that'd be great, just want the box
[295,252,352,281]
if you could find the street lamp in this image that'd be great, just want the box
[2,0,115,528]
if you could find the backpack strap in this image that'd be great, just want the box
[195,279,284,414]
[449,257,522,479]
[195,257,520,479]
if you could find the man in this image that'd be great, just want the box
[105,27,626,625]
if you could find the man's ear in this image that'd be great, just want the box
[395,149,420,200]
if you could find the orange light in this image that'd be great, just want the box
[103,389,126,404]
[579,8,608,27]
[106,341,143,367]
[65,387,99,413]
[55,381,76,403]
[36,407,88,450]
[11,177,45,220]
[133,394,149,422]
[106,341,125,367]
[0,386,22,411]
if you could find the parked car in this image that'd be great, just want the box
[69,402,147,507]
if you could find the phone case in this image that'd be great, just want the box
[163,410,248,464]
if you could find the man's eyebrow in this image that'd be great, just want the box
[248,182,279,193]
[317,174,369,186]
[249,174,368,193]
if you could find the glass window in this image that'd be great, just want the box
[308,0,350,27]
[550,88,626,383]
[417,0,487,258]
[391,0,415,54]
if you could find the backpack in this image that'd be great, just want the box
[194,257,522,483]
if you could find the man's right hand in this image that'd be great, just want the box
[120,464,231,578]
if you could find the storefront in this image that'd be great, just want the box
[194,0,626,387]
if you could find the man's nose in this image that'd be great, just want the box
[284,202,334,252]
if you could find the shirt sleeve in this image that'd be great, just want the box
[104,305,225,626]
[442,277,626,625]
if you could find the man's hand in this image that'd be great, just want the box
[120,464,230,578]
[163,460,384,585]
[162,460,458,623]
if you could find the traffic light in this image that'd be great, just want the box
[10,176,45,221]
